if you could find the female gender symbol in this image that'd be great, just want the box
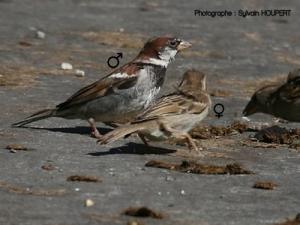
[213,103,225,118]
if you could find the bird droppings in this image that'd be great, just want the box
[190,121,249,139]
[61,62,73,70]
[36,30,46,39]
[145,160,254,175]
[6,144,28,152]
[272,214,300,225]
[254,126,300,146]
[75,69,85,77]
[0,181,66,196]
[66,175,101,182]
[123,207,164,219]
[253,181,278,190]
[85,199,95,207]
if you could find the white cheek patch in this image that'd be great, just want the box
[159,47,177,62]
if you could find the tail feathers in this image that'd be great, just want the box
[12,109,55,127]
[99,124,146,144]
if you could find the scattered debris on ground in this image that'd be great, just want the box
[36,30,46,39]
[290,140,300,149]
[79,31,146,49]
[139,1,159,12]
[85,213,122,224]
[123,207,164,219]
[85,199,95,207]
[67,175,101,182]
[41,164,56,171]
[0,65,38,87]
[75,69,85,77]
[190,121,250,139]
[61,62,73,70]
[145,160,254,175]
[254,126,300,147]
[6,144,28,153]
[209,89,232,97]
[272,213,300,225]
[253,181,278,190]
[0,180,66,196]
[127,220,145,225]
[240,140,278,149]
[18,41,32,47]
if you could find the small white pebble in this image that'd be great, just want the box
[0,74,3,77]
[74,188,80,192]
[180,190,186,195]
[85,199,95,207]
[75,69,85,77]
[29,26,37,31]
[36,30,46,39]
[119,28,125,32]
[242,116,250,122]
[128,222,139,225]
[157,192,162,196]
[61,62,73,70]
[165,176,174,181]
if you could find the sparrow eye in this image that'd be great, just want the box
[169,39,178,48]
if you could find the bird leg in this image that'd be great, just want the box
[181,133,200,152]
[158,121,200,152]
[138,133,149,146]
[88,118,102,138]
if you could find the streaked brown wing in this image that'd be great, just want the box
[136,91,209,122]
[56,63,141,109]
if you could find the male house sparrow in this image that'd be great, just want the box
[243,69,300,122]
[13,37,191,137]
[98,69,211,152]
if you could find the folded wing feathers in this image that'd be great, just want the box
[56,63,140,110]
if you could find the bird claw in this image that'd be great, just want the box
[90,130,102,139]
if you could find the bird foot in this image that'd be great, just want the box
[88,118,102,139]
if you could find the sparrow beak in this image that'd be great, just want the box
[177,41,192,51]
[243,100,258,116]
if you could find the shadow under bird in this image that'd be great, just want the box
[243,68,300,122]
[13,36,192,137]
[98,69,211,152]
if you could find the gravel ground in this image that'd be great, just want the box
[0,1,299,225]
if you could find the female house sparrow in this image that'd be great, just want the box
[98,70,211,152]
[243,70,300,122]
[13,37,191,137]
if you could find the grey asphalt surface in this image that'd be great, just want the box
[0,0,299,225]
